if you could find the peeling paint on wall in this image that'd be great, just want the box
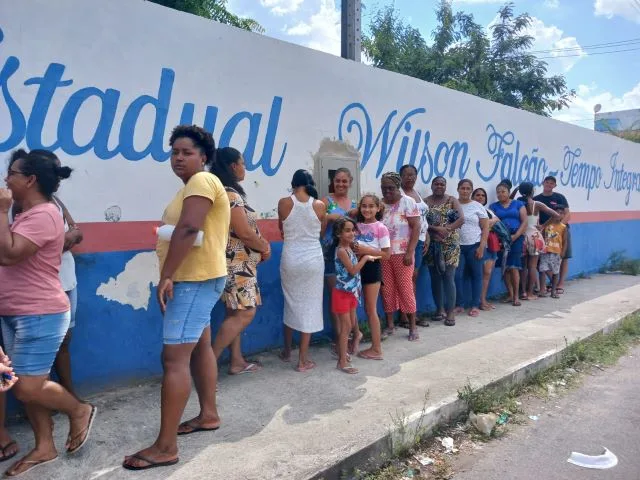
[96,252,159,310]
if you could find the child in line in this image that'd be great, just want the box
[353,194,390,361]
[538,205,567,299]
[333,217,375,374]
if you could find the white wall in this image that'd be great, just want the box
[2,0,640,222]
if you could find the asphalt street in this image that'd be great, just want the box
[454,344,640,480]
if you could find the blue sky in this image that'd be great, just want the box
[227,0,640,128]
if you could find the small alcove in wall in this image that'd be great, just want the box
[313,139,361,201]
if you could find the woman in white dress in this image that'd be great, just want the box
[278,170,327,372]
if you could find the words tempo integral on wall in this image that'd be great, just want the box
[1,0,640,218]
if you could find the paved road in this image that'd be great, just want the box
[454,345,640,480]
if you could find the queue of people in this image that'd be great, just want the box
[0,124,574,474]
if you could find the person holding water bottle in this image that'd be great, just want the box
[124,125,230,471]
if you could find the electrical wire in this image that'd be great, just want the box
[538,46,640,59]
[529,37,640,54]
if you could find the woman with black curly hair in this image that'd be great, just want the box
[124,125,230,471]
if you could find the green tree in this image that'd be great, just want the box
[363,2,574,116]
[149,0,264,33]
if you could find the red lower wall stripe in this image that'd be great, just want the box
[72,211,640,254]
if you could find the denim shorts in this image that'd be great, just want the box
[483,248,498,263]
[163,277,226,345]
[414,240,425,272]
[1,311,70,375]
[67,287,78,329]
[497,236,525,270]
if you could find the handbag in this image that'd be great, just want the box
[487,231,501,252]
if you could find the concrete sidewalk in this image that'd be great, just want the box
[4,274,640,480]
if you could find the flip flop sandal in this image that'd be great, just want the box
[357,351,383,361]
[551,294,560,299]
[383,327,395,336]
[444,318,456,326]
[228,362,261,375]
[0,441,18,463]
[519,295,529,300]
[432,314,444,321]
[408,329,420,341]
[512,301,522,307]
[66,405,97,455]
[331,350,351,362]
[556,288,565,294]
[502,298,514,304]
[122,453,179,471]
[337,366,359,374]
[416,318,430,327]
[468,309,480,317]
[177,421,220,436]
[295,361,316,372]
[5,456,58,477]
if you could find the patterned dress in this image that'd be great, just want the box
[426,196,461,267]
[334,247,361,301]
[223,188,262,310]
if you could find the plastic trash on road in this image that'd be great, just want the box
[528,415,539,421]
[440,437,458,453]
[414,454,435,466]
[567,447,618,470]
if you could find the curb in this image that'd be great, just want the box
[309,308,638,480]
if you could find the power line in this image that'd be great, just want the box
[529,38,640,54]
[538,46,640,59]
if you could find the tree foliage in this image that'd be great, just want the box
[148,0,264,33]
[363,2,574,116]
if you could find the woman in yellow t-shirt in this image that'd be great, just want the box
[123,125,230,471]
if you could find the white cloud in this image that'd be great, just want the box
[261,0,305,16]
[284,0,340,55]
[552,82,640,128]
[285,21,313,36]
[594,0,640,23]
[544,0,560,8]
[525,17,586,73]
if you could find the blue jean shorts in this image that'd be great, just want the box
[163,277,226,345]
[497,236,524,270]
[483,248,497,263]
[1,311,70,375]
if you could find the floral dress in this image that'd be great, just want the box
[223,187,262,309]
[426,196,461,267]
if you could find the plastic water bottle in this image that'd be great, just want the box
[154,225,204,247]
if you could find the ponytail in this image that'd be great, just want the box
[305,185,319,199]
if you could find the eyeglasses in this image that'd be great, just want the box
[6,168,25,177]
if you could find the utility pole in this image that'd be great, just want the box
[341,0,361,62]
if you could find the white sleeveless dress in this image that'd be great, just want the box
[280,195,324,333]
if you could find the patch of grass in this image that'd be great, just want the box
[458,314,640,415]
[600,250,640,276]
[364,313,640,480]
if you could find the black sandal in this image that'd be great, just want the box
[123,453,179,471]
[444,317,456,326]
[0,441,18,462]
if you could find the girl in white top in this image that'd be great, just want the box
[516,182,560,300]
[455,180,489,317]
[353,194,390,360]
[278,170,327,373]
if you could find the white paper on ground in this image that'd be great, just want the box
[567,447,618,469]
